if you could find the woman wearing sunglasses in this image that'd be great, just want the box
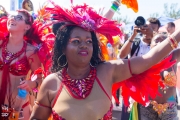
[0,9,44,120]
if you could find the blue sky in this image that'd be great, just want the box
[2,0,180,22]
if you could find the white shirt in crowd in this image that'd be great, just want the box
[129,38,151,58]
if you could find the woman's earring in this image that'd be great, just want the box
[90,62,95,67]
[57,54,67,68]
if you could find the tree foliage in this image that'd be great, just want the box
[150,13,160,18]
[113,15,131,24]
[98,7,131,24]
[163,3,180,19]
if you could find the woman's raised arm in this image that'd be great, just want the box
[111,28,180,83]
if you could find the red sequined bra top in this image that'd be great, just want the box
[35,68,113,120]
[0,42,30,76]
[0,56,30,75]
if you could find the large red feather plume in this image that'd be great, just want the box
[121,0,139,13]
[112,54,176,106]
[0,16,8,41]
[22,18,54,76]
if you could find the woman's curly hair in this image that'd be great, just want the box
[51,24,103,72]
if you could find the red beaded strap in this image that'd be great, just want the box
[128,59,134,76]
[34,101,52,109]
[52,83,63,108]
[22,101,30,108]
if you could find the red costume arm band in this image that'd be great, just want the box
[34,101,51,109]
[128,59,133,76]
[169,36,178,49]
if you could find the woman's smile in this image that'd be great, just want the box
[78,50,88,56]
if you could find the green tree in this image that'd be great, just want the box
[113,15,131,24]
[98,8,131,24]
[163,3,180,19]
[150,13,160,18]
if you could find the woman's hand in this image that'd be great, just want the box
[131,25,138,36]
[18,80,36,92]
[0,5,7,13]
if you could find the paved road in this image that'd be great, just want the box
[112,111,121,120]
[112,110,180,120]
[112,90,180,120]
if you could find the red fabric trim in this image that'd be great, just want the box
[52,83,63,108]
[95,77,111,101]
[22,101,30,108]
[128,59,133,76]
[34,101,51,109]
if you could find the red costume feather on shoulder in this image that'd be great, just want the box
[112,55,176,106]
[0,16,8,41]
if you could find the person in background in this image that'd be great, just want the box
[118,17,161,59]
[165,21,180,107]
[22,0,37,20]
[165,22,176,35]
[0,9,47,120]
[119,17,161,120]
[139,33,179,120]
[0,5,8,17]
[147,17,161,34]
[22,0,34,12]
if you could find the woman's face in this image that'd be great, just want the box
[64,27,93,66]
[24,1,33,11]
[7,12,30,34]
[165,24,175,35]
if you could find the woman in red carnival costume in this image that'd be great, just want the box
[138,33,180,120]
[30,0,180,120]
[0,8,53,119]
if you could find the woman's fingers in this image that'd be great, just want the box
[18,81,31,92]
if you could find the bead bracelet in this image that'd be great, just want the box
[169,36,178,49]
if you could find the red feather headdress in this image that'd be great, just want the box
[45,0,122,44]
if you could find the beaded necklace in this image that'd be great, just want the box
[62,67,96,99]
[2,41,27,64]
